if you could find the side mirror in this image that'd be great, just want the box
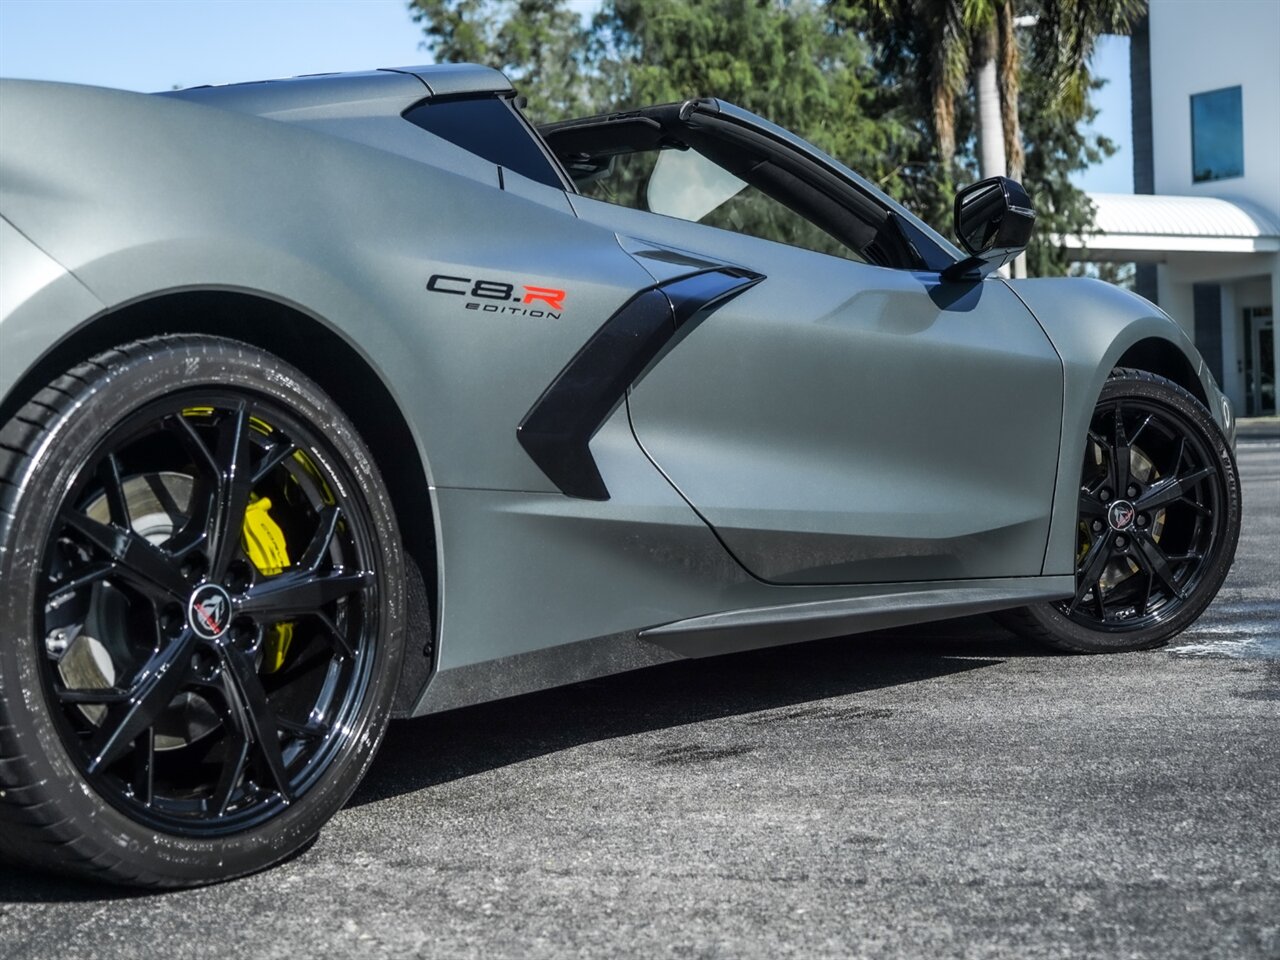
[941,176,1036,282]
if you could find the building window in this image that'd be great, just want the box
[1190,86,1244,183]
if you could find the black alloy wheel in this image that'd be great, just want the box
[1000,368,1240,653]
[0,336,406,886]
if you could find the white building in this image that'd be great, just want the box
[1066,0,1280,417]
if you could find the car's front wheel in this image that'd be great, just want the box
[1000,368,1240,653]
[0,335,404,886]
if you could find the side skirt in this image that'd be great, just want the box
[640,575,1074,657]
[411,575,1072,716]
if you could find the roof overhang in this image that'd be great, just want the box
[1060,192,1280,260]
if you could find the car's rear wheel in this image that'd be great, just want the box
[999,368,1240,653]
[0,335,404,886]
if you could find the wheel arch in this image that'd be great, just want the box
[1112,336,1209,409]
[0,289,438,715]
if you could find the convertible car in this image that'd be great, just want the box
[0,64,1239,886]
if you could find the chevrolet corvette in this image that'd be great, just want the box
[0,64,1240,886]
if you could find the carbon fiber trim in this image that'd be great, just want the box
[517,267,763,500]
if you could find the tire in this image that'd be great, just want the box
[999,368,1240,654]
[0,335,405,887]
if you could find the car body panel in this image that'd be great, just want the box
[570,195,1064,584]
[0,216,106,399]
[0,67,1229,718]
[384,63,514,98]
[0,79,655,497]
[160,68,518,185]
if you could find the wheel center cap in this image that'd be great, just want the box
[188,583,233,640]
[1108,499,1137,531]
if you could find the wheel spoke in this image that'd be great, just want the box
[1090,577,1107,620]
[46,561,116,604]
[239,570,372,621]
[252,439,297,486]
[220,648,292,802]
[1179,497,1213,518]
[209,403,256,580]
[162,492,213,559]
[1078,490,1107,519]
[133,728,155,806]
[211,733,251,817]
[62,510,189,600]
[1136,467,1215,512]
[1111,402,1131,495]
[1168,435,1187,477]
[85,630,201,773]
[314,610,355,660]
[277,717,326,740]
[299,507,341,571]
[1129,413,1154,447]
[237,508,371,621]
[1135,565,1155,617]
[95,453,130,529]
[1132,531,1185,601]
[269,633,346,690]
[160,414,219,556]
[166,412,220,476]
[1069,530,1113,614]
[56,686,133,704]
[1087,429,1110,454]
[162,405,256,575]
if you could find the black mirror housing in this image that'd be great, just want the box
[942,176,1036,282]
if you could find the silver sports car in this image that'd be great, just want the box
[0,64,1240,886]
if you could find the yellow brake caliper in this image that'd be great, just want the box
[242,496,295,674]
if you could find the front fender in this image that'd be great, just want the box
[1002,277,1230,576]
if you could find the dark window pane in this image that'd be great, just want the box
[577,149,660,209]
[578,147,862,262]
[1191,86,1244,183]
[404,97,564,189]
[698,184,862,262]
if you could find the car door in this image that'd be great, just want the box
[560,109,1064,586]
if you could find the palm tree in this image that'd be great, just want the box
[860,0,1143,185]
[860,0,1141,277]
[969,0,1023,182]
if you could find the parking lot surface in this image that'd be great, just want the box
[1,432,1276,960]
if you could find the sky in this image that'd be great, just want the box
[0,0,1132,194]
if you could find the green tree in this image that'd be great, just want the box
[591,0,921,200]
[408,0,591,120]
[855,0,1141,179]
[848,0,1142,273]
[406,0,1134,276]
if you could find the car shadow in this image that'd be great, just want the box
[347,614,1043,807]
[0,615,1043,902]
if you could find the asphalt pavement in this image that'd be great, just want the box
[1,436,1276,960]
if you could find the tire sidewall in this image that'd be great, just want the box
[0,337,405,884]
